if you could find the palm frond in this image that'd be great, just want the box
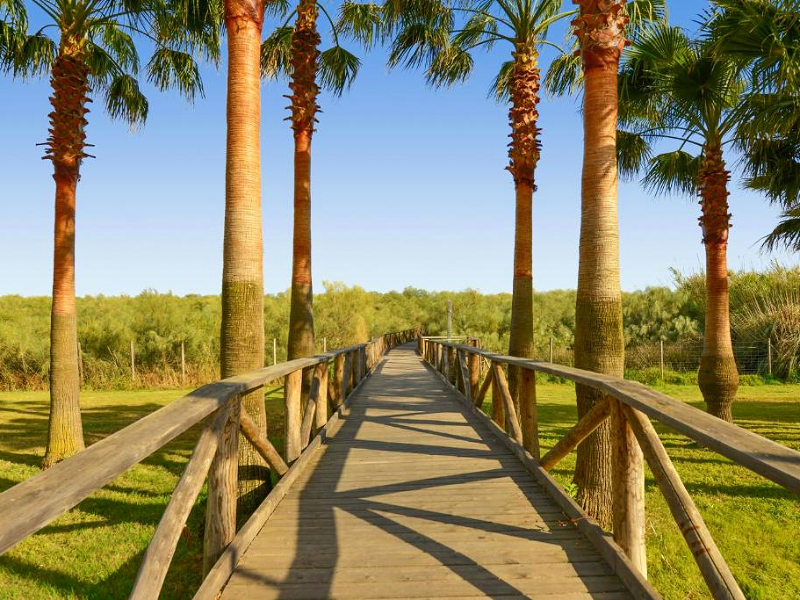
[318,44,361,95]
[642,150,702,197]
[147,47,203,101]
[763,204,800,252]
[617,130,653,181]
[742,134,800,207]
[489,59,513,101]
[543,51,581,97]
[100,21,138,73]
[105,73,149,125]
[338,1,386,48]
[261,25,293,79]
[426,42,472,86]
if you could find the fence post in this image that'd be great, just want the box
[323,337,327,352]
[180,341,186,386]
[203,397,240,574]
[660,340,664,384]
[284,370,302,463]
[273,338,277,366]
[611,401,647,577]
[768,337,773,376]
[549,337,553,363]
[130,340,136,382]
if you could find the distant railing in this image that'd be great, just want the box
[419,336,800,600]
[0,328,418,598]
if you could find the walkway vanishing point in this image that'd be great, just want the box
[2,329,800,599]
[217,345,639,599]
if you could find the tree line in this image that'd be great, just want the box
[2,265,798,389]
[3,0,799,548]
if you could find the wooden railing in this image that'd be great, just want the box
[0,328,418,598]
[420,336,800,600]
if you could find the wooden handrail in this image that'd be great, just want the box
[0,328,418,597]
[421,337,800,494]
[420,335,800,600]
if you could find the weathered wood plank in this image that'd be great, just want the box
[540,397,611,471]
[203,397,240,574]
[217,345,648,600]
[621,405,744,600]
[131,406,228,598]
[239,408,288,476]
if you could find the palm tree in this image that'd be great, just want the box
[1,0,203,468]
[344,0,578,421]
[261,0,359,366]
[544,0,662,532]
[217,0,269,517]
[617,24,747,422]
[710,0,800,251]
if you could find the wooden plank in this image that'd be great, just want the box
[491,362,523,444]
[239,408,288,476]
[131,406,228,598]
[314,361,329,431]
[216,346,645,600]
[195,362,376,600]
[284,370,302,463]
[519,368,539,459]
[540,397,610,471]
[203,397,240,574]
[621,405,744,600]
[610,399,647,577]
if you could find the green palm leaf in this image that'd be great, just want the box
[319,44,361,95]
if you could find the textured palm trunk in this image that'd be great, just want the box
[286,0,320,365]
[572,0,629,530]
[506,43,540,409]
[698,142,738,422]
[41,49,88,469]
[221,0,268,517]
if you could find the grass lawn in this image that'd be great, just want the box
[1,382,798,599]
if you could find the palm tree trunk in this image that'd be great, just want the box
[572,0,629,531]
[42,50,88,468]
[221,0,267,517]
[286,0,320,364]
[506,43,540,409]
[698,142,738,422]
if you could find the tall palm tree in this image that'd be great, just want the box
[345,0,577,420]
[710,0,800,251]
[617,24,747,422]
[1,0,203,468]
[545,0,662,531]
[217,0,269,517]
[261,0,359,367]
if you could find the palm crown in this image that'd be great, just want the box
[616,24,747,196]
[1,0,206,127]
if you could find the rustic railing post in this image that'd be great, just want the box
[284,370,302,463]
[610,398,647,577]
[490,361,505,427]
[332,353,345,407]
[468,351,479,404]
[203,398,241,575]
[519,368,539,459]
[342,351,353,400]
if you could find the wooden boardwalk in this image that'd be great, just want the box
[220,345,635,599]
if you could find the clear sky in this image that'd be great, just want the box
[0,0,793,297]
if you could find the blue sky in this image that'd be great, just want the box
[0,0,793,297]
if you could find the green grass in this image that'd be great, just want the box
[1,383,799,599]
[0,387,286,600]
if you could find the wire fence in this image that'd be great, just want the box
[535,338,776,377]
